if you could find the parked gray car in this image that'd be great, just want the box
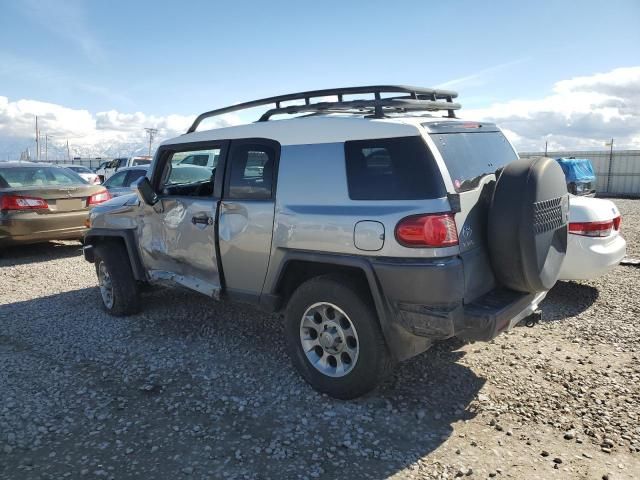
[101,166,149,197]
[83,86,569,399]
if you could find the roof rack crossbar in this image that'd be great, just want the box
[186,85,459,133]
[258,98,461,121]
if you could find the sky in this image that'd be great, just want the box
[0,0,639,159]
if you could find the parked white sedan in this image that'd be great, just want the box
[559,195,626,280]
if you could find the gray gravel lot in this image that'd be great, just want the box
[1,198,639,480]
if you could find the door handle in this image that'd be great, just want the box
[192,215,213,226]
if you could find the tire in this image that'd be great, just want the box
[285,274,393,399]
[488,157,569,293]
[94,241,140,316]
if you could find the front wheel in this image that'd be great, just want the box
[94,242,140,316]
[285,275,393,399]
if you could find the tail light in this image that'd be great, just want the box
[613,215,621,231]
[88,190,111,205]
[0,194,48,211]
[395,213,458,247]
[569,217,621,237]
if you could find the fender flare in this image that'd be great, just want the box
[263,250,431,361]
[83,228,146,281]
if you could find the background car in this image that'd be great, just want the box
[559,195,626,280]
[0,162,111,246]
[102,166,149,197]
[95,156,152,182]
[58,164,102,185]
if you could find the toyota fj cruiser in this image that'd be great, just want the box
[83,86,569,399]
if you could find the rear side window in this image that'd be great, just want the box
[344,136,445,200]
[430,131,518,192]
[227,143,277,200]
[125,169,147,186]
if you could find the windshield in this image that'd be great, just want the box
[132,158,151,166]
[430,131,518,192]
[0,166,87,187]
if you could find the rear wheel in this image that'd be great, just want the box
[285,275,392,399]
[94,241,140,316]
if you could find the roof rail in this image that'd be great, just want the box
[186,85,460,133]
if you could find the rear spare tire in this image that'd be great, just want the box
[488,157,569,293]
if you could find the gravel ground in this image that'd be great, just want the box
[1,198,639,480]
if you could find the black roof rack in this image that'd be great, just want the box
[186,85,460,133]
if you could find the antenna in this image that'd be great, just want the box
[144,128,158,157]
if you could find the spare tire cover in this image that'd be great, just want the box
[488,157,569,293]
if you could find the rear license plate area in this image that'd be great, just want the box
[52,199,84,211]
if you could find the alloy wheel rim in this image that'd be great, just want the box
[299,302,359,378]
[98,261,114,309]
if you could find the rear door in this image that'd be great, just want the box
[137,142,226,297]
[218,139,279,301]
[425,123,519,300]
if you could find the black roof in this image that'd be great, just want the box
[187,85,461,133]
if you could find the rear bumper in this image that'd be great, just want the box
[559,233,626,280]
[372,257,547,358]
[0,210,89,246]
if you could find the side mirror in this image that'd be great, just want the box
[132,177,158,206]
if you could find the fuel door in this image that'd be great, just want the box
[354,221,385,251]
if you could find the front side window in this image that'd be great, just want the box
[344,136,445,200]
[227,143,276,200]
[158,148,220,197]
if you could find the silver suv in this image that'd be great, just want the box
[83,86,569,399]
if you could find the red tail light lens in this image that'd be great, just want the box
[396,213,458,247]
[569,220,615,237]
[613,215,621,231]
[0,194,48,211]
[88,190,111,205]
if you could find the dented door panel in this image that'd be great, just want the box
[218,200,275,295]
[138,196,220,296]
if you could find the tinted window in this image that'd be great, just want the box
[0,166,85,187]
[227,143,276,200]
[344,136,445,200]
[430,131,518,192]
[125,169,147,186]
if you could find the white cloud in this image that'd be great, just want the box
[1,66,638,159]
[0,96,238,159]
[436,58,530,89]
[463,66,640,151]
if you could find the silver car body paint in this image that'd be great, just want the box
[137,196,221,297]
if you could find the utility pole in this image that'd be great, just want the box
[144,128,158,157]
[35,116,40,161]
[605,138,614,193]
[45,135,49,161]
[544,140,548,156]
